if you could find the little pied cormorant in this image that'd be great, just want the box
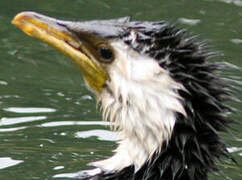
[12,12,240,180]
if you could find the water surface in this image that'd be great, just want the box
[0,0,241,179]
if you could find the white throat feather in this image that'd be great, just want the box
[91,41,186,171]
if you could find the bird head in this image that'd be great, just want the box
[12,12,235,178]
[12,11,187,171]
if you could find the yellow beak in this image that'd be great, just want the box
[12,11,109,92]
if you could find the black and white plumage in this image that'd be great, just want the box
[82,19,237,180]
[98,21,238,180]
[12,12,240,180]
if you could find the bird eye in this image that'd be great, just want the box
[98,45,114,63]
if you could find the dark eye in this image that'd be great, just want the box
[98,46,114,62]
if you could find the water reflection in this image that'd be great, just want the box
[53,172,79,179]
[76,129,117,141]
[178,17,201,26]
[53,165,102,179]
[0,157,23,170]
[227,147,242,154]
[0,0,241,179]
[217,0,242,7]
[53,166,65,170]
[0,116,46,126]
[40,121,110,127]
[3,107,56,113]
[0,127,26,132]
[0,81,8,85]
[231,38,242,44]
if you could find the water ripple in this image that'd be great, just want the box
[178,18,201,26]
[53,168,102,179]
[0,80,8,85]
[0,126,26,132]
[231,38,242,44]
[3,107,56,113]
[53,166,65,170]
[0,116,46,126]
[218,0,242,7]
[0,157,23,169]
[53,172,78,179]
[75,129,118,141]
[227,147,242,153]
[40,121,110,127]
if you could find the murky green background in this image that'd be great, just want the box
[0,0,241,179]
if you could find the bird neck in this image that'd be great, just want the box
[93,69,186,171]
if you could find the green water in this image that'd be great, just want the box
[0,0,241,179]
